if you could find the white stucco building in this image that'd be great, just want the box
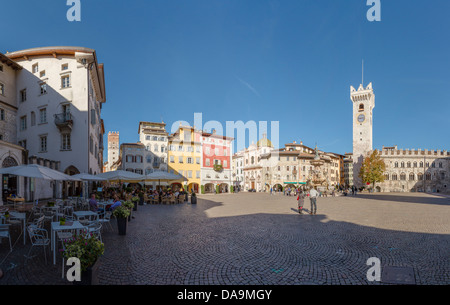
[0,46,107,200]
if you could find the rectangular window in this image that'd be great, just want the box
[20,89,27,102]
[39,108,47,124]
[61,75,71,88]
[40,136,47,152]
[20,116,27,131]
[196,171,200,178]
[40,83,47,95]
[196,157,200,164]
[61,133,71,150]
[32,63,39,73]
[62,64,69,71]
[187,157,193,164]
[178,156,183,163]
[0,134,3,141]
[0,109,4,121]
[188,170,192,178]
[0,83,4,95]
[0,64,3,72]
[178,145,183,152]
[170,156,174,163]
[40,70,46,78]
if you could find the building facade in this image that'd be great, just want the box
[105,131,119,172]
[168,125,202,193]
[200,130,233,193]
[232,150,245,191]
[138,121,169,174]
[351,82,375,188]
[0,46,106,202]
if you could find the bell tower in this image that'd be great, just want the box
[350,82,375,187]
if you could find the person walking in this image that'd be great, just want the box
[297,189,305,214]
[309,187,319,215]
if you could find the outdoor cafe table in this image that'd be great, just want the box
[51,221,86,265]
[8,211,26,245]
[73,211,98,220]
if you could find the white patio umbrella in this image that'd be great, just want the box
[0,164,81,203]
[71,173,107,199]
[0,164,80,181]
[144,171,187,189]
[96,170,145,182]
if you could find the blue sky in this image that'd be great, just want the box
[2,0,450,157]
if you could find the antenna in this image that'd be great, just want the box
[362,59,364,87]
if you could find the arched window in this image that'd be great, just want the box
[409,173,415,181]
[407,162,411,168]
[425,173,431,180]
[384,173,389,181]
[394,162,398,168]
[392,174,398,181]
[400,173,406,180]
[359,104,364,111]
[401,162,405,168]
[154,144,158,152]
[417,173,423,181]
[413,162,417,168]
[419,162,423,167]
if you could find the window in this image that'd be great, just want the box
[0,109,4,121]
[154,144,158,152]
[147,155,152,163]
[417,173,423,181]
[384,174,389,181]
[0,134,2,141]
[413,162,417,168]
[89,135,93,154]
[32,64,39,73]
[178,145,183,152]
[441,172,445,180]
[196,171,200,178]
[196,157,200,164]
[20,116,27,131]
[146,135,150,140]
[0,83,4,95]
[439,162,443,168]
[62,64,69,71]
[188,171,192,178]
[206,158,210,166]
[178,156,183,163]
[61,75,71,88]
[39,136,47,152]
[409,173,415,181]
[0,64,3,72]
[394,162,398,168]
[224,160,227,168]
[40,70,46,78]
[425,173,431,181]
[170,156,174,163]
[40,82,47,95]
[39,108,47,124]
[359,103,364,111]
[187,157,193,164]
[61,133,71,150]
[21,89,27,102]
[161,145,165,153]
[392,174,398,181]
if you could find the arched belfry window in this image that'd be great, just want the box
[359,104,364,112]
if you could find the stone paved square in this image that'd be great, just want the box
[0,192,449,285]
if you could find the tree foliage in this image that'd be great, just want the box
[359,150,386,187]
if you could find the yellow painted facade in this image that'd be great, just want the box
[168,126,201,193]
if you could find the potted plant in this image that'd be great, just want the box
[47,201,55,207]
[191,191,197,204]
[59,217,66,226]
[122,201,134,221]
[63,234,104,285]
[112,205,131,235]
[131,196,139,211]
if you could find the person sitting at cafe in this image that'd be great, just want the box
[108,196,122,211]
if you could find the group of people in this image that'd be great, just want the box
[296,187,319,215]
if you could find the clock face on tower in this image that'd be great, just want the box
[357,114,365,123]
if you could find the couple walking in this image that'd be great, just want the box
[297,187,319,215]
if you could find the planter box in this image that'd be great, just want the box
[191,196,197,204]
[117,217,127,235]
[73,259,101,285]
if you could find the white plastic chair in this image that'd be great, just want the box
[98,210,113,231]
[85,222,102,242]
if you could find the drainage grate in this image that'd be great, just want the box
[382,266,416,285]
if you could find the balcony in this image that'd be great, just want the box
[54,113,73,131]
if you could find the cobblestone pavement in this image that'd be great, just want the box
[0,192,449,285]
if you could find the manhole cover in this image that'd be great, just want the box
[382,266,416,285]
